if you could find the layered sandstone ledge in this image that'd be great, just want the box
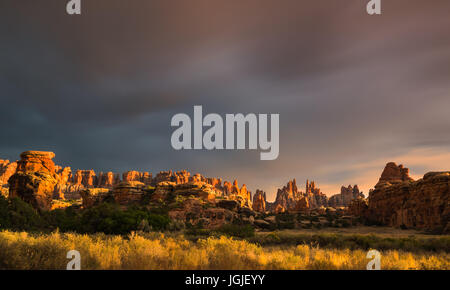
[347,162,450,233]
[368,168,449,232]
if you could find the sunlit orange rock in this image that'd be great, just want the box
[8,151,59,210]
[0,159,17,185]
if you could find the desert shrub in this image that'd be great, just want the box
[0,198,171,235]
[0,195,10,228]
[216,224,255,238]
[249,232,450,253]
[0,231,448,270]
[42,206,80,231]
[146,214,171,231]
[185,228,213,237]
[0,197,46,231]
[266,232,281,243]
[140,187,156,205]
[186,224,255,239]
[77,203,170,235]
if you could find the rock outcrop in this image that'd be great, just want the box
[79,188,110,208]
[3,150,257,212]
[347,197,369,217]
[169,198,239,229]
[0,160,17,197]
[112,181,147,205]
[272,179,328,212]
[252,190,267,213]
[304,180,328,208]
[8,151,59,210]
[294,196,310,211]
[0,160,17,185]
[367,162,449,233]
[73,170,97,187]
[98,171,121,188]
[122,171,152,185]
[377,162,414,186]
[273,179,300,212]
[328,185,365,207]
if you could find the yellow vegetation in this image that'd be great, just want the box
[0,230,448,270]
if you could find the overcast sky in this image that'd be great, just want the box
[1,0,450,201]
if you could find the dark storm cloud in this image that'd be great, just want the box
[1,0,450,200]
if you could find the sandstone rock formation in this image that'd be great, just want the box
[2,151,368,218]
[377,162,414,186]
[73,170,97,187]
[98,171,121,188]
[273,179,300,212]
[294,196,310,211]
[272,179,328,212]
[252,190,266,213]
[79,188,110,208]
[169,198,238,229]
[112,181,147,205]
[0,160,17,197]
[8,151,59,210]
[328,185,365,207]
[347,197,369,217]
[305,180,328,208]
[122,171,152,185]
[0,160,17,185]
[367,164,449,233]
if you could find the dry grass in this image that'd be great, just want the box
[0,230,448,270]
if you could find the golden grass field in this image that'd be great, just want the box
[0,230,448,270]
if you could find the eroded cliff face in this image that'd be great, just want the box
[368,165,449,233]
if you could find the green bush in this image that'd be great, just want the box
[77,203,170,235]
[0,195,171,235]
[0,196,46,231]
